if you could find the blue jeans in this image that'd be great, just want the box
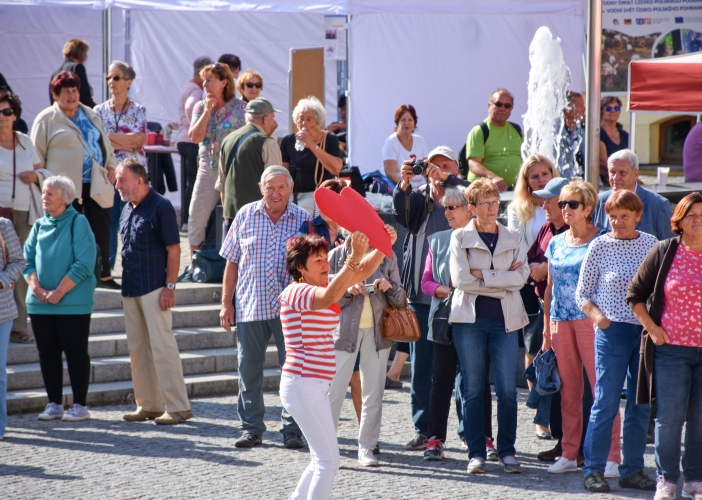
[654,343,702,482]
[236,318,300,436]
[453,318,519,459]
[409,303,433,436]
[109,189,126,269]
[0,320,12,436]
[455,368,464,440]
[584,322,650,478]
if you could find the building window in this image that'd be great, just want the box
[659,116,696,163]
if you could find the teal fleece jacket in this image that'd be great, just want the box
[23,205,97,315]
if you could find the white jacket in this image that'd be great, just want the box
[449,219,530,332]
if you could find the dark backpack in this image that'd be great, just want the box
[458,121,523,179]
[362,170,394,195]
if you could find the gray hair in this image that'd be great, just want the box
[43,175,76,205]
[292,96,326,127]
[245,111,273,124]
[441,186,468,208]
[193,56,213,77]
[607,148,639,171]
[260,165,293,187]
[109,61,136,81]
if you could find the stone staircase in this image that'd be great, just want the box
[5,284,285,414]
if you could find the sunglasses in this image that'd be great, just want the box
[444,205,466,211]
[105,75,128,82]
[245,82,262,89]
[604,105,621,112]
[0,108,14,117]
[491,101,513,109]
[558,200,583,210]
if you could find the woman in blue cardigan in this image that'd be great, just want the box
[24,175,97,422]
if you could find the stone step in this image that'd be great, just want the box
[7,326,237,366]
[7,368,284,414]
[90,303,220,334]
[92,283,222,311]
[6,345,282,391]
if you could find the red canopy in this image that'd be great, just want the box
[628,52,702,113]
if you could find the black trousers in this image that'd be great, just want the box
[428,342,493,441]
[550,369,593,453]
[30,314,91,406]
[73,183,111,278]
[178,142,199,225]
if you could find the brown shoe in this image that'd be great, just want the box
[155,410,193,425]
[537,445,562,462]
[123,408,164,421]
[577,453,585,468]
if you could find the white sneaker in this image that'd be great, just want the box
[547,456,578,474]
[38,403,64,420]
[467,457,485,474]
[682,481,702,500]
[604,461,619,478]
[654,476,677,500]
[358,448,379,467]
[62,404,91,422]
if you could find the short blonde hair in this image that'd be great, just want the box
[292,96,326,128]
[62,39,89,63]
[465,178,500,206]
[559,180,598,223]
[510,154,558,225]
[236,69,264,96]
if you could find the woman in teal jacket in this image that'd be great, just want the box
[24,175,96,422]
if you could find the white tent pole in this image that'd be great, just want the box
[345,13,351,168]
[102,7,112,102]
[585,0,602,189]
[630,111,636,154]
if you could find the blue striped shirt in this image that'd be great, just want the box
[120,188,180,297]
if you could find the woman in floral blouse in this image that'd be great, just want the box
[94,61,146,270]
[181,63,246,281]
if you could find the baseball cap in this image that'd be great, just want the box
[245,97,281,115]
[533,177,570,199]
[428,145,458,165]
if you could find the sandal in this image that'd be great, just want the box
[10,331,35,344]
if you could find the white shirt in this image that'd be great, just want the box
[0,133,40,211]
[381,132,428,188]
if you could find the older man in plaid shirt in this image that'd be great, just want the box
[220,165,312,449]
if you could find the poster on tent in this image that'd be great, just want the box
[325,16,347,61]
[601,0,702,94]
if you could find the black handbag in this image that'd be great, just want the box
[431,288,454,345]
[191,249,226,283]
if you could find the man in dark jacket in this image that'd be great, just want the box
[49,39,95,108]
[392,145,469,449]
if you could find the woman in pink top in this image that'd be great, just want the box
[627,193,702,500]
[279,225,397,500]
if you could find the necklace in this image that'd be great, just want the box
[110,98,130,131]
[479,231,498,248]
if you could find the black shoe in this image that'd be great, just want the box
[235,433,262,448]
[372,443,380,455]
[177,267,194,283]
[584,472,611,493]
[99,279,121,290]
[385,377,402,389]
[619,471,656,491]
[283,432,304,449]
[406,434,428,450]
[537,445,562,462]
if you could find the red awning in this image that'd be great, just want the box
[628,52,702,113]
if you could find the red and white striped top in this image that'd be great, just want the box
[279,283,339,381]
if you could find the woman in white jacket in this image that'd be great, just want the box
[449,178,529,475]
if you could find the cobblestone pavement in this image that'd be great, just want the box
[0,385,658,500]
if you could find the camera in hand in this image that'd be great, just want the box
[411,157,427,176]
[364,283,375,295]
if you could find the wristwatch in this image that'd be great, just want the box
[166,283,176,290]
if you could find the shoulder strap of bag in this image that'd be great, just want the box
[69,111,100,164]
[224,128,260,176]
[11,132,17,200]
[0,224,7,270]
[509,121,523,137]
[480,122,490,143]
[313,131,328,188]
[658,238,673,263]
[307,220,315,235]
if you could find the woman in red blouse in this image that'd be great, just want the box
[279,225,396,500]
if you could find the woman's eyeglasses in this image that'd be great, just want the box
[490,101,513,109]
[558,200,583,210]
[245,82,262,89]
[604,105,621,112]
[444,205,467,211]
[105,75,125,82]
[0,108,14,117]
[476,200,500,207]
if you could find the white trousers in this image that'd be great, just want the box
[279,374,340,500]
[329,327,391,450]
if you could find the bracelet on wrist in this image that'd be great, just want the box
[345,259,360,272]
[347,257,361,268]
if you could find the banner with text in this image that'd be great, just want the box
[602,0,702,93]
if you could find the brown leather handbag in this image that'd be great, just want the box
[381,299,421,342]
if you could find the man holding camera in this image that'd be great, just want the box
[392,145,470,450]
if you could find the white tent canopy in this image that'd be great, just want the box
[0,0,585,205]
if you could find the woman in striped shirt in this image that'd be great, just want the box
[279,225,397,500]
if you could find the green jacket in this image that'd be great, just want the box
[24,205,97,315]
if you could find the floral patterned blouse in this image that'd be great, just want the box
[94,99,147,166]
[191,97,247,170]
[660,245,702,347]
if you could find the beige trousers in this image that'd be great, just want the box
[187,167,220,247]
[122,287,190,412]
[11,210,31,333]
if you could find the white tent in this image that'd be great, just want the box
[0,0,585,205]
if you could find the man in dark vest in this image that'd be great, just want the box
[217,97,282,229]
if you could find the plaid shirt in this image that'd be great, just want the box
[220,200,311,322]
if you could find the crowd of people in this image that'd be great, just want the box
[0,38,701,500]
